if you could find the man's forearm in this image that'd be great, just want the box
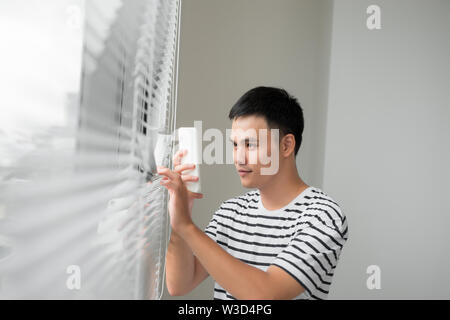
[179,224,274,300]
[165,231,196,295]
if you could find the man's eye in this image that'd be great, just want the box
[247,143,257,148]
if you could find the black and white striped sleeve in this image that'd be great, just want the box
[204,210,218,242]
[270,208,348,300]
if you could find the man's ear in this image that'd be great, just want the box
[281,134,296,158]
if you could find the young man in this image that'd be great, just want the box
[158,86,348,300]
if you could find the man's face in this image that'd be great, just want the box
[230,115,280,188]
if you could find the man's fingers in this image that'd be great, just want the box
[157,166,180,181]
[189,192,204,199]
[172,149,187,167]
[160,178,176,190]
[180,174,199,183]
[174,163,195,174]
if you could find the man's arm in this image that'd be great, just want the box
[163,149,207,296]
[165,230,209,296]
[177,223,305,300]
[158,166,305,300]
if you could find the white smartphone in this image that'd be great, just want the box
[177,127,201,193]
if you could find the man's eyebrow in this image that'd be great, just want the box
[229,137,258,143]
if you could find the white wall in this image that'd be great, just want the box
[324,0,450,299]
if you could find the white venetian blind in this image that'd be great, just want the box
[0,0,181,299]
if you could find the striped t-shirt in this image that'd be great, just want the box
[204,186,348,300]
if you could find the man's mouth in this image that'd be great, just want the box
[238,169,252,176]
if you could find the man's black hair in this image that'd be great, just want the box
[228,86,304,156]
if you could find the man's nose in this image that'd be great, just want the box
[235,146,246,165]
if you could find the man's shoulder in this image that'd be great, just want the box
[305,187,341,208]
[296,186,346,229]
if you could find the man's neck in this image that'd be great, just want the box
[258,166,309,211]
